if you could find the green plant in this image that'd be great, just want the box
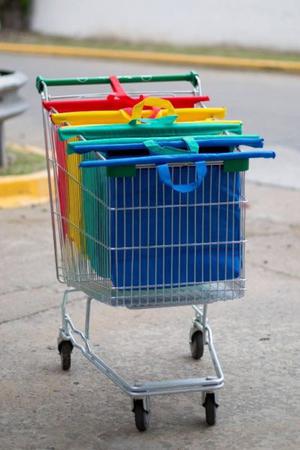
[0,146,45,176]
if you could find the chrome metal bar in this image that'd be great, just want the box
[202,304,208,342]
[85,297,92,340]
[65,316,224,397]
[41,106,62,282]
[47,89,199,101]
[60,290,224,398]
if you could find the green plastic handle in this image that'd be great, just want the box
[59,122,242,141]
[36,72,199,93]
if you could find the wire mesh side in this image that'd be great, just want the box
[104,164,246,308]
[44,111,246,308]
[60,166,245,307]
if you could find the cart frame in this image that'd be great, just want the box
[37,72,273,430]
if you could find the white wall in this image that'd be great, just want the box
[31,0,300,52]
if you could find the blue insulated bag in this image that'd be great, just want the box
[109,163,241,288]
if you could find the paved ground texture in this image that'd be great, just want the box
[1,180,300,450]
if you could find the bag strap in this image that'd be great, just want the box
[128,97,178,125]
[157,161,207,193]
[143,137,199,155]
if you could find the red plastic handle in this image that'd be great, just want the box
[109,75,128,97]
[43,95,209,112]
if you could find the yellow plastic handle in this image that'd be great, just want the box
[130,97,176,121]
[51,107,227,126]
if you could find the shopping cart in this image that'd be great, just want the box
[37,72,275,431]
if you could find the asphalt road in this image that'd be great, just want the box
[2,52,299,149]
[2,51,300,188]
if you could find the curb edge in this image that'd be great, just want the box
[1,42,300,74]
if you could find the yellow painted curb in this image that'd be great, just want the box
[0,170,49,209]
[1,41,300,74]
[0,194,49,209]
[0,144,50,209]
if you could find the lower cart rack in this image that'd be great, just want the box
[58,289,223,430]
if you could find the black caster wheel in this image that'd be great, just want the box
[58,341,73,371]
[203,393,218,426]
[190,329,204,360]
[133,399,150,432]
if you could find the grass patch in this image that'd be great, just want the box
[0,146,45,176]
[1,31,300,62]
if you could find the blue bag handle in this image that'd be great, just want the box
[157,161,207,193]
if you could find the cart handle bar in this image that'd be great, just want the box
[80,150,276,168]
[36,72,199,93]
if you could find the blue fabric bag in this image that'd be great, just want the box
[109,163,241,288]
[80,149,275,290]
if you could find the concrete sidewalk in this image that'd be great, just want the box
[0,180,299,450]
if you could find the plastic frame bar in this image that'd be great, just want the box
[80,150,276,168]
[69,135,265,155]
[36,72,200,93]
